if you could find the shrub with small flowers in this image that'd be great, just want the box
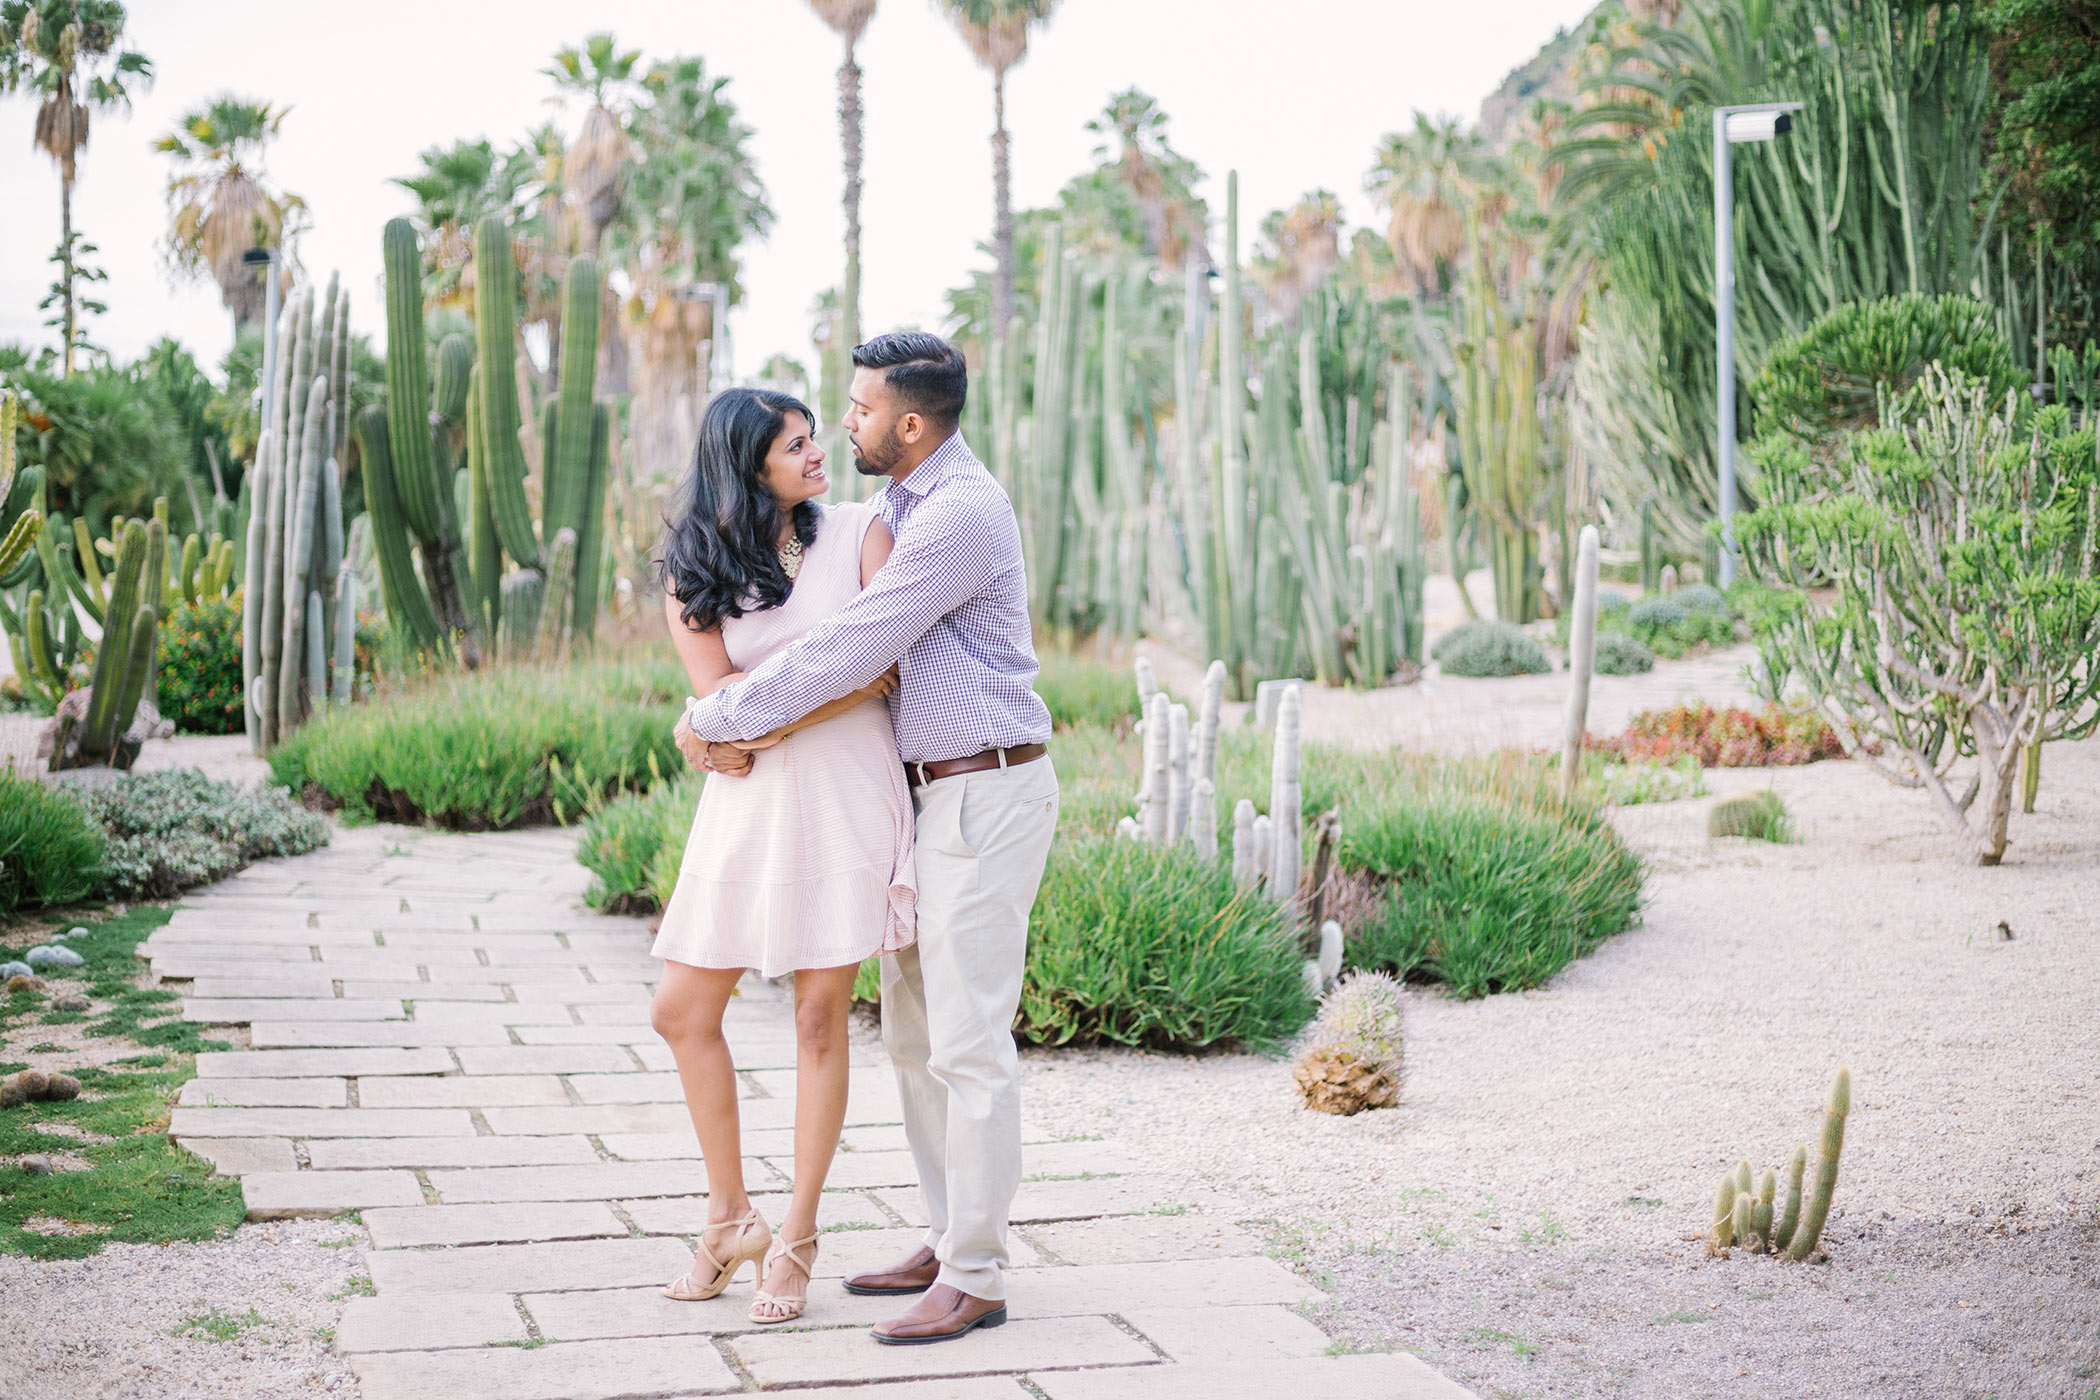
[155,594,245,735]
[1596,702,1846,768]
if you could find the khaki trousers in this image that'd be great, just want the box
[882,755,1059,1300]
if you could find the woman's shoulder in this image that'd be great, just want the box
[816,498,881,541]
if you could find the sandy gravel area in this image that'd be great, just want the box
[1020,723,2100,1398]
[0,1218,365,1400]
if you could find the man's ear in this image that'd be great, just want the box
[899,410,926,445]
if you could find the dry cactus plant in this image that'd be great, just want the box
[1293,970,1404,1116]
[1707,1065,1850,1261]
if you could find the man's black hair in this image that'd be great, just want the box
[852,331,967,432]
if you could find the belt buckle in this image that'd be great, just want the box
[911,761,930,787]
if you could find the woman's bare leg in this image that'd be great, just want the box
[756,962,860,1311]
[652,962,758,1253]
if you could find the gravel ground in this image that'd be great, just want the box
[1020,733,2100,1399]
[0,1219,365,1400]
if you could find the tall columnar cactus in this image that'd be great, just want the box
[464,363,503,637]
[472,215,543,571]
[1452,212,1548,624]
[537,527,578,660]
[1165,702,1190,842]
[379,218,476,657]
[1707,1066,1852,1261]
[1560,524,1601,798]
[1269,684,1303,907]
[49,518,161,770]
[1138,690,1169,844]
[242,278,362,751]
[0,391,42,577]
[1188,660,1225,859]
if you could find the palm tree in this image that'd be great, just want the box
[939,0,1057,339]
[806,0,876,356]
[544,32,641,256]
[1253,189,1343,327]
[156,97,307,334]
[0,0,150,373]
[1083,87,1207,272]
[394,137,539,309]
[1364,113,1490,300]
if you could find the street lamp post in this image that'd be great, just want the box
[1712,102,1801,586]
[243,245,281,438]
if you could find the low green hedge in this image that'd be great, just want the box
[1033,649,1140,731]
[271,658,686,828]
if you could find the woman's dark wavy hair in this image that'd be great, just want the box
[656,387,821,632]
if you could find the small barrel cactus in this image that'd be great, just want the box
[1292,970,1404,1116]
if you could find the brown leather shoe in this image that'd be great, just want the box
[872,1283,1007,1346]
[842,1244,939,1297]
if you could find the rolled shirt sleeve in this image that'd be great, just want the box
[687,498,998,743]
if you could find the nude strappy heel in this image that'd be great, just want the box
[662,1208,770,1301]
[748,1229,819,1325]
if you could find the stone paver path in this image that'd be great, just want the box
[155,824,1472,1400]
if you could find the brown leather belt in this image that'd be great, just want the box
[905,743,1048,788]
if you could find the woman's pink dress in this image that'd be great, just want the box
[650,501,916,976]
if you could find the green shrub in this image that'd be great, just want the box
[1431,621,1551,677]
[1750,294,2022,452]
[1033,649,1141,731]
[1707,788,1797,843]
[0,771,102,916]
[1018,837,1311,1049]
[578,773,697,914]
[1594,632,1656,676]
[1625,593,1735,658]
[1595,754,1710,805]
[75,770,328,899]
[270,658,684,828]
[1339,761,1644,998]
[156,594,245,735]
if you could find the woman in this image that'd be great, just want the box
[648,387,915,1325]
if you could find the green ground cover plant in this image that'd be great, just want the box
[578,768,695,915]
[0,907,243,1259]
[76,770,329,899]
[271,656,686,827]
[0,769,104,916]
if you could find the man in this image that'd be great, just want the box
[679,331,1058,1345]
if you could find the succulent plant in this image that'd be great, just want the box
[1706,1066,1851,1262]
[1293,970,1404,1115]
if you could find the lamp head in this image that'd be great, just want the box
[1724,110,1793,143]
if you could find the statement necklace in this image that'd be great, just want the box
[778,532,805,581]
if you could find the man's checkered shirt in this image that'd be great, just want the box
[684,431,1053,764]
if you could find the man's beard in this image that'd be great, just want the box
[853,425,903,476]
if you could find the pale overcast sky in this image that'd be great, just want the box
[0,0,1595,376]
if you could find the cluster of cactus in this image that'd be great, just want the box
[1292,969,1404,1116]
[0,391,42,579]
[1117,658,1226,856]
[1708,1066,1851,1261]
[1020,229,1148,641]
[0,1068,82,1110]
[6,495,236,712]
[449,213,611,660]
[243,273,359,751]
[44,515,164,769]
[1451,212,1549,625]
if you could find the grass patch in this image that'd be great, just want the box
[0,906,244,1259]
[577,770,696,914]
[270,654,687,828]
[1033,648,1140,731]
[1464,1327,1538,1358]
[0,769,103,915]
[1655,1310,1712,1324]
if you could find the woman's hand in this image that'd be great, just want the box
[862,666,900,700]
